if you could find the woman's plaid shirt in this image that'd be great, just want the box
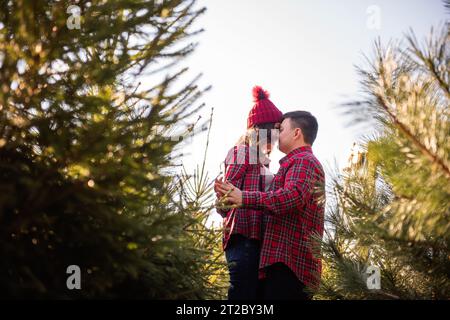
[241,146,325,290]
[217,144,267,250]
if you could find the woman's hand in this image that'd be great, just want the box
[215,180,243,206]
[214,176,226,198]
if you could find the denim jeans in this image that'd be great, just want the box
[225,234,261,300]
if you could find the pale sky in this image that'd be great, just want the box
[169,0,447,222]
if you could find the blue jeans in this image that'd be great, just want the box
[225,234,261,300]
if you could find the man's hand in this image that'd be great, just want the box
[215,180,243,206]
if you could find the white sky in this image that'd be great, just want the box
[168,0,447,223]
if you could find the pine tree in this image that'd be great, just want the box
[0,0,220,298]
[318,23,449,299]
[175,108,229,299]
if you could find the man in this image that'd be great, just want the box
[215,111,325,300]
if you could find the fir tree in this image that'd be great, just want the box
[0,0,220,298]
[175,108,229,299]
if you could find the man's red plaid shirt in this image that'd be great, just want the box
[241,146,325,291]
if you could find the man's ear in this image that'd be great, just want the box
[294,127,303,141]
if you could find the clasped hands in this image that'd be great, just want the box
[214,176,243,207]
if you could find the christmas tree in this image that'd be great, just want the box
[175,108,229,299]
[318,21,449,299]
[0,0,223,298]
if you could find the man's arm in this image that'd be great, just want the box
[241,158,316,216]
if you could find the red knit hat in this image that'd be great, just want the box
[247,86,283,129]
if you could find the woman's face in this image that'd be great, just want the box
[259,127,278,155]
[262,143,272,155]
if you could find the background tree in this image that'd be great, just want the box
[175,108,229,299]
[0,0,225,298]
[317,22,449,299]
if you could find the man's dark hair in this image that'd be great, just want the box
[282,111,318,145]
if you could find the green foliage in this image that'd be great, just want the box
[318,25,450,299]
[0,0,223,298]
[174,108,229,299]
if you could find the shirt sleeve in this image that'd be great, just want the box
[224,145,250,182]
[241,157,316,216]
[216,145,250,217]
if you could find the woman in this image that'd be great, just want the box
[215,86,282,300]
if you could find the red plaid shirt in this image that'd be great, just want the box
[242,146,325,290]
[217,144,267,250]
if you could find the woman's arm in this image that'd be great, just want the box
[215,145,250,217]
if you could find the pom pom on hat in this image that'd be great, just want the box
[247,85,282,129]
[252,86,270,102]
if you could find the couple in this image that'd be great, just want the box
[214,86,325,300]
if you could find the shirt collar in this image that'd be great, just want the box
[279,146,313,165]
